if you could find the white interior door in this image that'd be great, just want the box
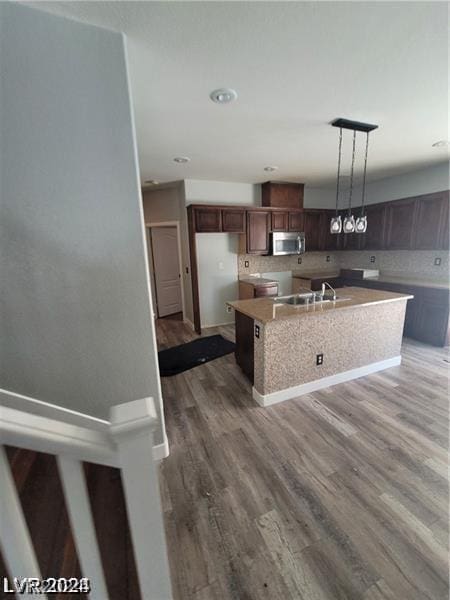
[150,227,182,318]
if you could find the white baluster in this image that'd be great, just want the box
[57,456,109,600]
[110,398,172,600]
[0,446,47,600]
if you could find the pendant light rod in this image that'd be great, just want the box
[348,130,356,215]
[360,131,370,216]
[335,127,343,216]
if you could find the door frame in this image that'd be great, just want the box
[145,221,186,320]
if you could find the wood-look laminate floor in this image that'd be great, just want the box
[157,316,450,600]
[1,316,448,600]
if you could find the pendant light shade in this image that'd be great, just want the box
[343,214,356,233]
[330,215,342,234]
[355,215,367,233]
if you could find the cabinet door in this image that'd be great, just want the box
[361,204,387,250]
[222,209,245,233]
[414,193,447,250]
[414,299,449,346]
[246,211,270,255]
[271,211,288,232]
[262,183,304,209]
[288,211,304,232]
[303,210,322,251]
[194,207,222,232]
[385,198,417,250]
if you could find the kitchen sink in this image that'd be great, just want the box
[276,293,350,306]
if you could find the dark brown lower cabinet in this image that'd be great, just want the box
[234,312,254,383]
[343,279,450,346]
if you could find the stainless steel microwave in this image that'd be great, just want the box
[270,232,305,255]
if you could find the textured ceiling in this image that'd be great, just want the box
[28,1,449,186]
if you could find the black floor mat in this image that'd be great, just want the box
[158,334,236,377]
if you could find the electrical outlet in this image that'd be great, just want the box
[434,257,442,266]
[370,256,376,263]
[244,260,250,268]
[255,324,260,339]
[185,267,189,274]
[298,257,302,264]
[326,255,331,262]
[316,353,323,366]
[226,305,232,313]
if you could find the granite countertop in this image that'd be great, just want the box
[239,277,279,287]
[292,270,450,290]
[227,286,413,324]
[363,275,450,290]
[292,271,340,280]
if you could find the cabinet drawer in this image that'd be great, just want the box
[254,284,278,298]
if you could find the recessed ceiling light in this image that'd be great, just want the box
[264,166,279,172]
[432,140,449,147]
[209,88,238,104]
[173,156,190,163]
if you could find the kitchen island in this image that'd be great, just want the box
[227,287,413,406]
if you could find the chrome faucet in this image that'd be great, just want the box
[321,281,337,301]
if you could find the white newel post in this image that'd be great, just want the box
[109,398,173,600]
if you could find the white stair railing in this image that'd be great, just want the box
[0,397,173,600]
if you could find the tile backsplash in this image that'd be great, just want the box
[238,252,339,275]
[238,250,449,283]
[337,250,450,281]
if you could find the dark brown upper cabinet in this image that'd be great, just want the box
[360,203,387,250]
[385,197,417,250]
[194,207,222,232]
[261,182,304,209]
[271,211,289,232]
[320,210,338,251]
[222,209,245,233]
[413,191,449,250]
[246,211,270,255]
[303,210,322,251]
[288,211,304,232]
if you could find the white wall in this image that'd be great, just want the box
[184,179,260,206]
[305,162,449,209]
[0,3,167,450]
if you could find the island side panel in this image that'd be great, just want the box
[235,311,255,384]
[254,300,407,397]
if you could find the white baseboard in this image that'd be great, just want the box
[253,356,402,407]
[0,388,169,461]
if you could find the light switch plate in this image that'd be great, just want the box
[434,257,442,266]
[244,260,250,268]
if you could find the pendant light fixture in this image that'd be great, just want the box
[343,130,357,233]
[330,118,378,235]
[355,132,370,233]
[330,127,343,234]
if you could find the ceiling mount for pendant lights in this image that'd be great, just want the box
[330,118,378,235]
